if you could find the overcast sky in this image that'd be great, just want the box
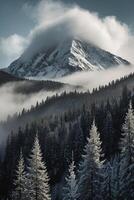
[0,0,134,67]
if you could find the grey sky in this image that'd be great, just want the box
[0,0,134,67]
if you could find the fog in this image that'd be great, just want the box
[57,65,134,90]
[0,82,62,121]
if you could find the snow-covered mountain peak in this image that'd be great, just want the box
[7,38,130,79]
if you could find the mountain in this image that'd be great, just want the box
[7,38,130,78]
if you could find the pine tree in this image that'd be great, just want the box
[119,102,134,199]
[110,154,120,200]
[13,150,26,200]
[73,122,85,165]
[102,155,120,200]
[78,121,104,200]
[102,160,111,200]
[62,154,78,200]
[26,135,51,200]
[102,111,114,158]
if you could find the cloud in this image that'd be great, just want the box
[0,81,75,121]
[0,34,27,67]
[0,83,54,121]
[21,0,134,63]
[57,65,134,90]
[1,0,134,65]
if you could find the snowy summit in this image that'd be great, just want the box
[7,38,130,79]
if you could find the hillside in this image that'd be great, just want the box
[1,73,134,137]
[0,70,79,94]
[17,73,134,118]
[0,70,22,85]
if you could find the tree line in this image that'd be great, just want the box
[12,103,134,200]
[0,86,134,199]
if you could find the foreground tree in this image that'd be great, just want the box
[119,102,134,199]
[78,121,104,200]
[102,160,111,200]
[62,154,78,200]
[110,155,120,200]
[13,151,26,200]
[103,154,120,200]
[26,135,51,200]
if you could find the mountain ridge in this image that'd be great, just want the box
[0,70,23,86]
[7,38,130,78]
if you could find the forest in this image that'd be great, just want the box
[0,83,134,200]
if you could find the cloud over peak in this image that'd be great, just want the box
[21,0,134,63]
[1,0,134,66]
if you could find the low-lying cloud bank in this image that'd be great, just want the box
[0,83,57,121]
[0,0,134,67]
[0,65,133,122]
[0,81,78,122]
[57,65,134,90]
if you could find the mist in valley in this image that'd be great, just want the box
[0,65,133,122]
[57,65,134,89]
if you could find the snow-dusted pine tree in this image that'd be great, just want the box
[119,102,134,199]
[78,121,104,200]
[26,135,51,200]
[13,150,26,200]
[62,154,78,200]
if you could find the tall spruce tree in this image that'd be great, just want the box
[26,135,51,200]
[13,150,26,200]
[119,102,134,199]
[62,154,78,200]
[78,121,104,200]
